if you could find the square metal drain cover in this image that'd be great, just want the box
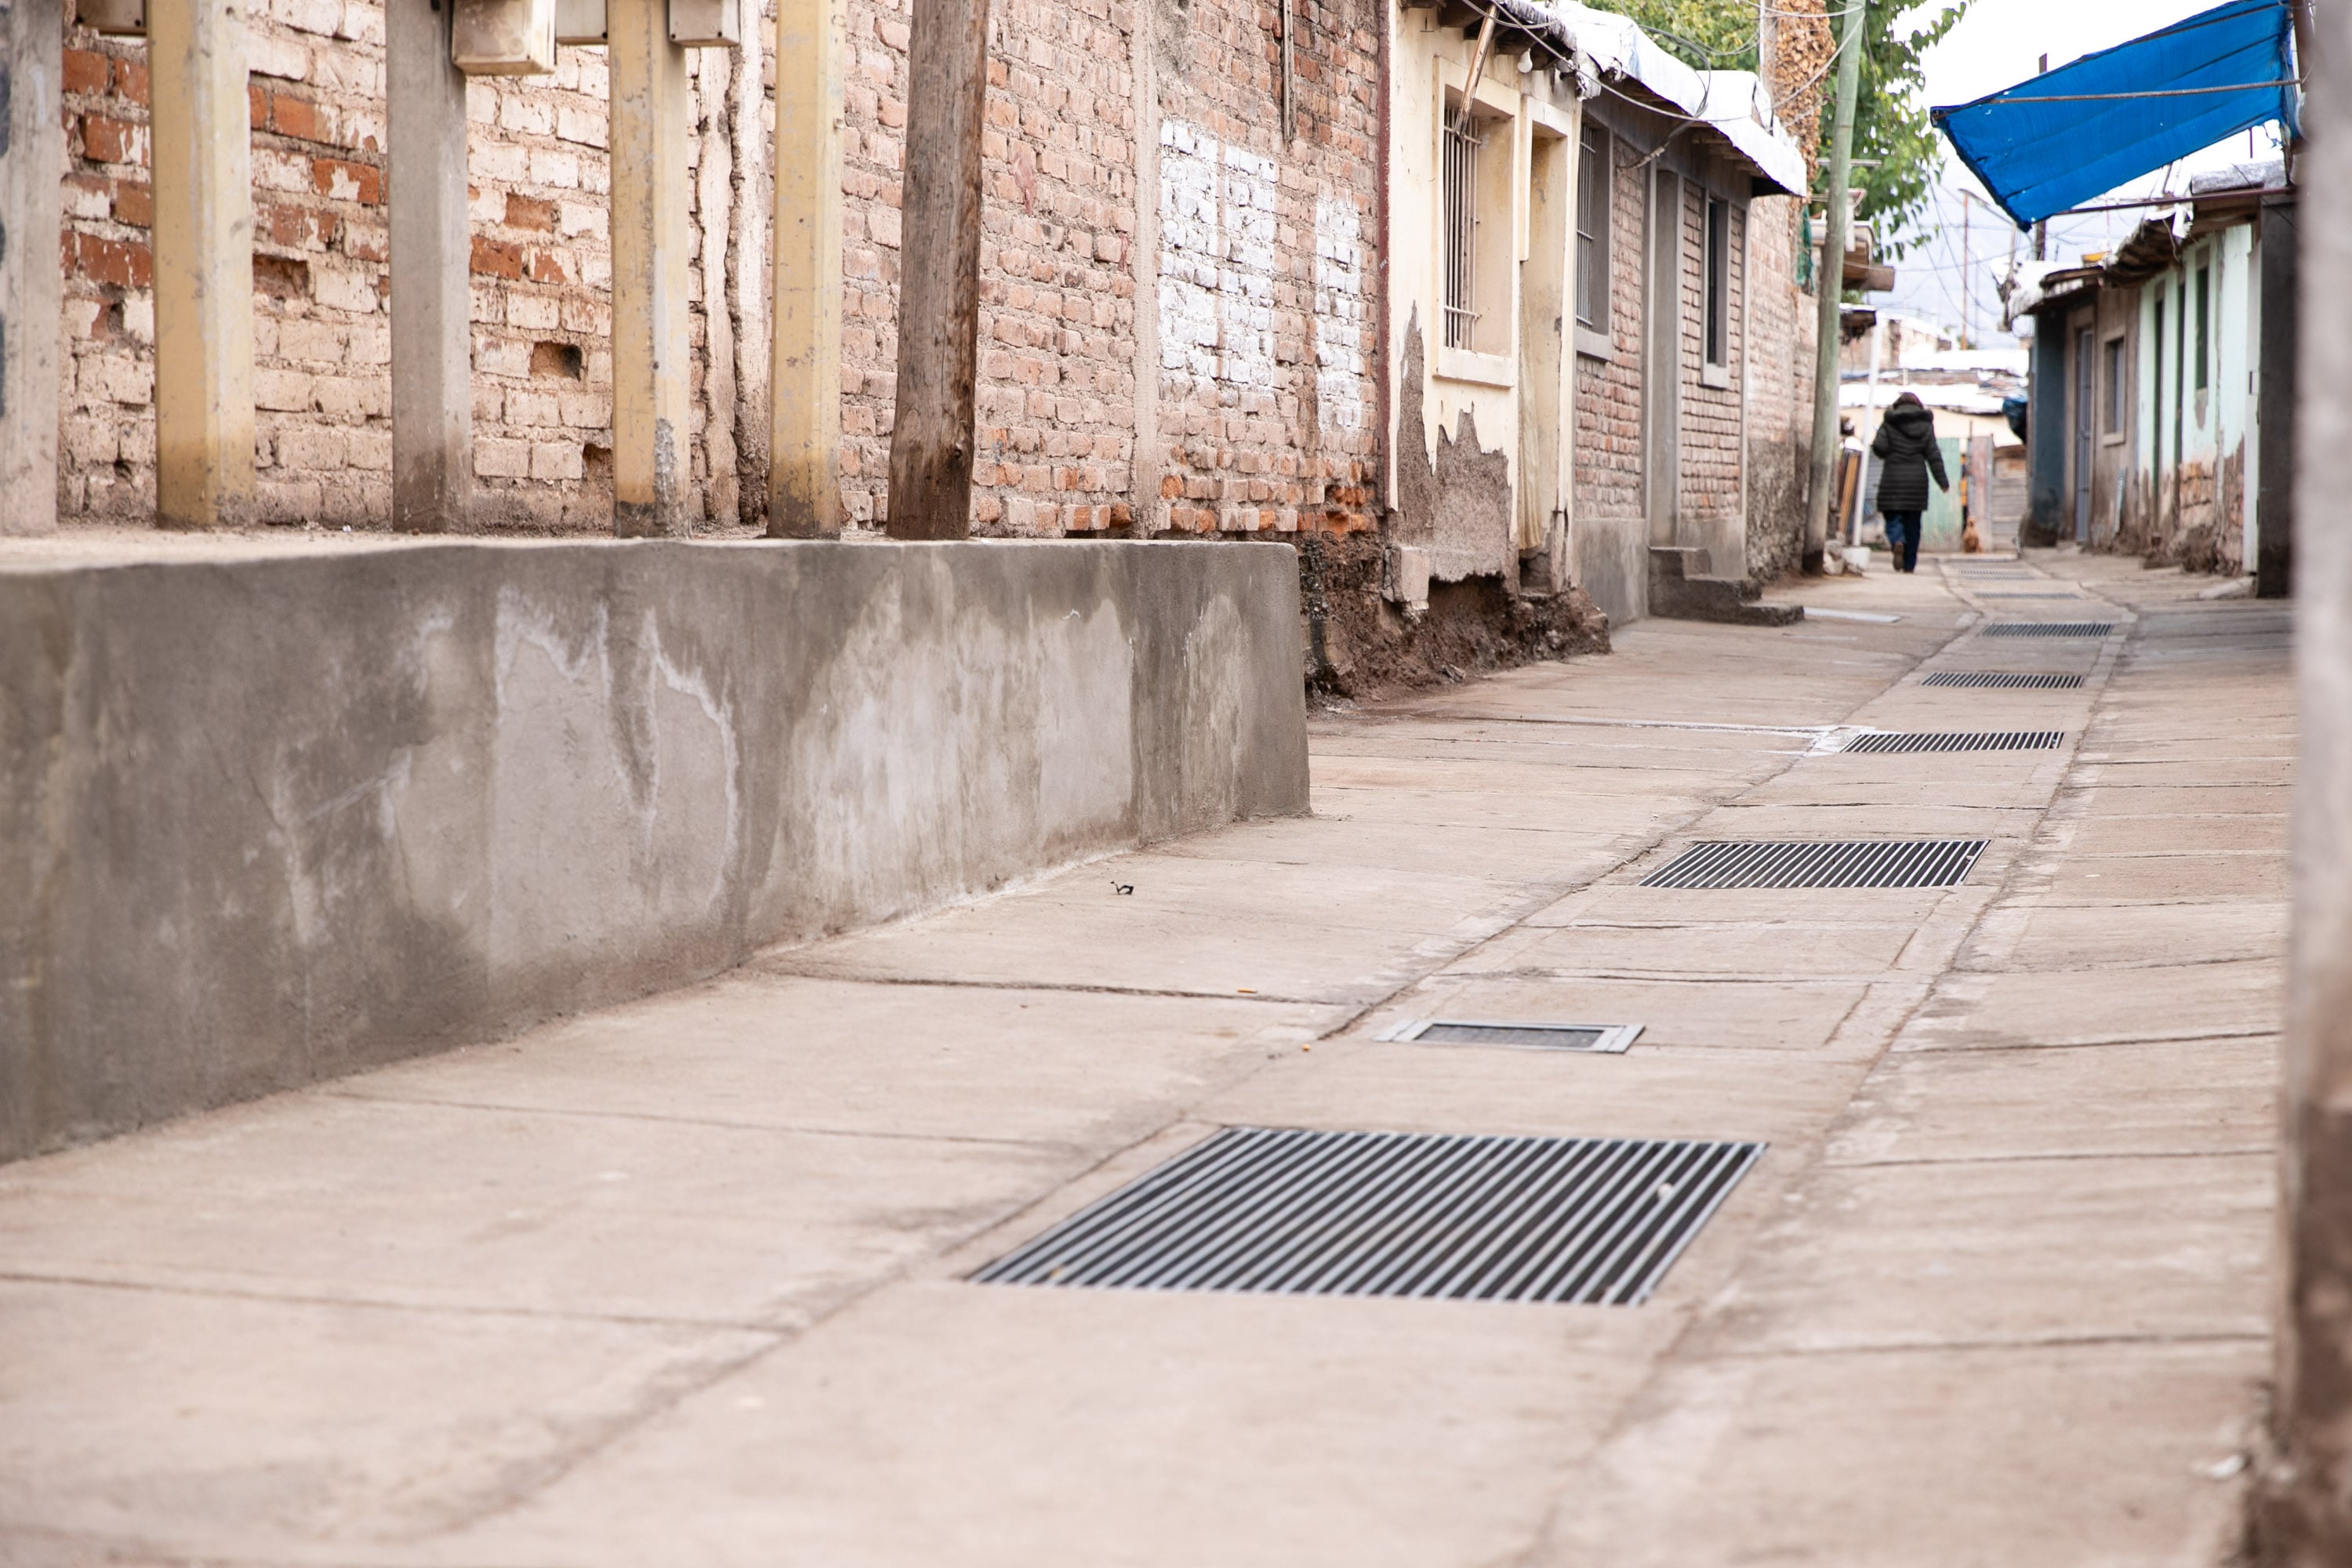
[1378,1018,1644,1053]
[971,1127,1763,1305]
[1642,839,1987,888]
[1981,622,2116,638]
[1842,730,2065,754]
[1922,671,2084,689]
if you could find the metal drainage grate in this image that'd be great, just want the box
[1922,670,2085,689]
[1378,1018,1643,1054]
[1842,730,2066,754]
[1981,622,2117,638]
[1642,839,1987,889]
[971,1127,1763,1305]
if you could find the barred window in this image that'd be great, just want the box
[1442,103,1483,350]
[1575,123,1610,331]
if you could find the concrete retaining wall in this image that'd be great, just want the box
[0,539,1308,1160]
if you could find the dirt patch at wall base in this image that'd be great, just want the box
[1298,532,1610,699]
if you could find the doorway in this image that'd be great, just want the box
[2073,325,2093,542]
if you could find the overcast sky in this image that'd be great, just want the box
[1871,0,2289,346]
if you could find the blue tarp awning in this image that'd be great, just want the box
[1932,0,2300,227]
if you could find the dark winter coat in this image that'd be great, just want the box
[1871,402,1949,515]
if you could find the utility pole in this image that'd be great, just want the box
[2031,54,2049,260]
[887,0,992,538]
[1960,190,1971,349]
[1803,0,1864,574]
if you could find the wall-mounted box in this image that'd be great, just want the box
[74,0,144,36]
[452,0,557,74]
[555,0,605,45]
[668,0,738,47]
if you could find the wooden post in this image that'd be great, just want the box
[387,0,474,530]
[149,0,256,528]
[608,0,692,535]
[884,0,989,539]
[0,0,64,535]
[770,0,843,535]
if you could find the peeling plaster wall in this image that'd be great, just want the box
[0,539,1308,1160]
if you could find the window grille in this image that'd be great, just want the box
[2103,336,2125,433]
[1443,106,1482,350]
[1575,124,1609,330]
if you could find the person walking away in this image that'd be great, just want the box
[1871,391,1948,572]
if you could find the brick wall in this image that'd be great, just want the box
[1675,175,1741,527]
[1742,194,1812,579]
[1571,125,1646,521]
[56,4,762,532]
[1148,0,1380,539]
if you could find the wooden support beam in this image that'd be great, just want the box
[149,0,256,528]
[607,0,692,535]
[884,0,989,539]
[1,0,64,535]
[387,0,474,530]
[769,0,843,536]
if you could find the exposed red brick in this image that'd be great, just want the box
[470,236,524,280]
[504,192,557,230]
[61,49,111,96]
[80,114,136,165]
[270,93,321,142]
[114,58,147,106]
[74,233,152,290]
[111,180,151,227]
[308,157,383,206]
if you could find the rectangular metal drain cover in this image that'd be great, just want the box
[1642,839,1987,888]
[1379,1018,1644,1053]
[1922,670,2084,689]
[1981,622,2116,638]
[971,1127,1762,1305]
[1842,731,2065,754]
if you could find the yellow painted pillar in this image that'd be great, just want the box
[148,0,256,528]
[768,0,842,536]
[607,0,691,535]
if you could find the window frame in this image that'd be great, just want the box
[2101,333,2125,440]
[2193,261,2210,395]
[1701,192,1730,372]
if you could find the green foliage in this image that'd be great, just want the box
[1578,0,1755,71]
[1847,2,1971,258]
[1577,1,1973,259]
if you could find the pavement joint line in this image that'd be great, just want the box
[1823,1146,2274,1170]
[313,1089,1092,1152]
[744,968,1341,1007]
[0,1269,800,1336]
[1893,1025,2284,1052]
[1696,1330,2270,1362]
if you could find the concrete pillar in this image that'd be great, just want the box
[2271,2,2352,1558]
[607,0,692,535]
[0,0,64,535]
[387,0,474,531]
[149,0,256,528]
[768,0,842,536]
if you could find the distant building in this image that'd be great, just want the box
[2010,162,2295,590]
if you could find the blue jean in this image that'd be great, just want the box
[1883,510,1922,572]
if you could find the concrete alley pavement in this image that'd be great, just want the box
[0,550,2289,1566]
